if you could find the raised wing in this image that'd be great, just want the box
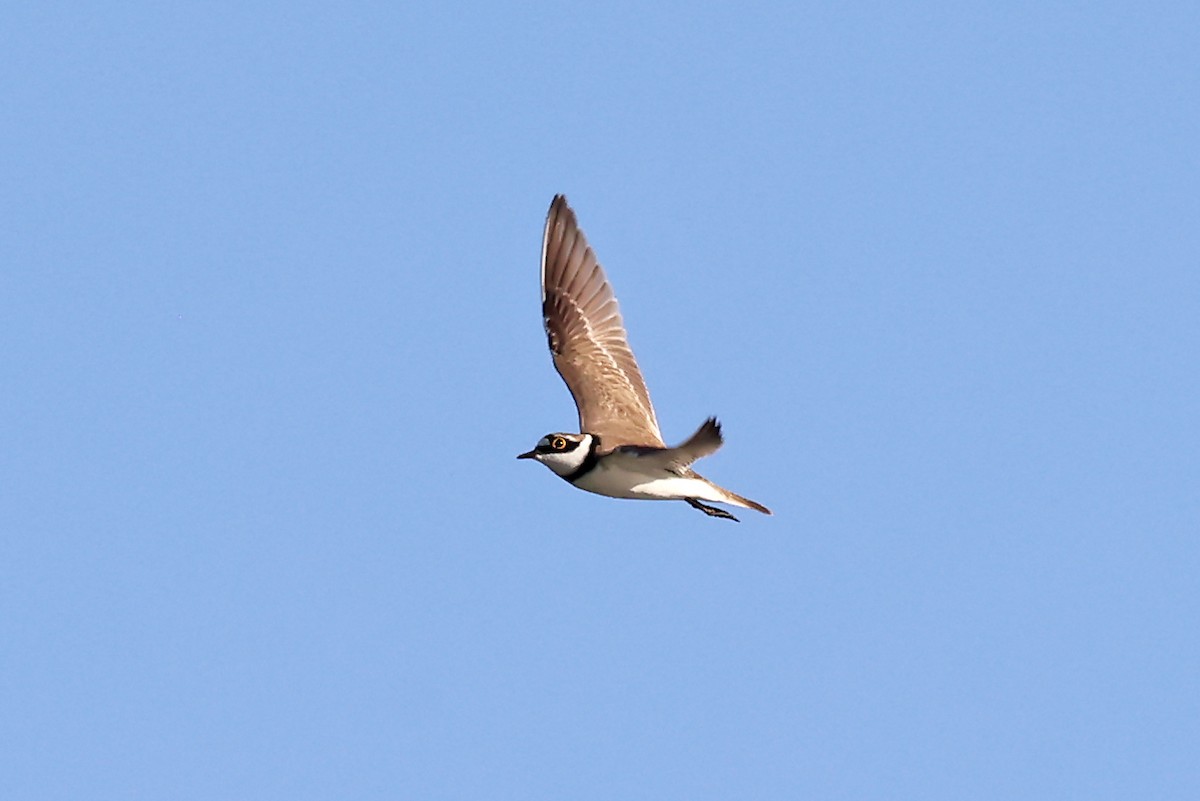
[540,195,664,448]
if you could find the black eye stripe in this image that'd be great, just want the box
[539,436,579,453]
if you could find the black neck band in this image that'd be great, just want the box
[564,436,600,483]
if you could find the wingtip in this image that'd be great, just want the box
[694,417,724,447]
[749,501,774,516]
[729,491,772,516]
[544,195,578,253]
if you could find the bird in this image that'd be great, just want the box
[517,195,771,522]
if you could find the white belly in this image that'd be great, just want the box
[571,458,726,503]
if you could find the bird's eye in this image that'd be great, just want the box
[552,437,567,450]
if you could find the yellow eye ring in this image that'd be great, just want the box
[552,437,567,450]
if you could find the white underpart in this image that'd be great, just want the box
[571,450,733,505]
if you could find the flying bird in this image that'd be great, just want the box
[518,195,771,522]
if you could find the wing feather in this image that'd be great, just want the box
[540,195,664,448]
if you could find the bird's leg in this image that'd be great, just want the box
[685,498,740,522]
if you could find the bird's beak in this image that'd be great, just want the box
[516,449,538,460]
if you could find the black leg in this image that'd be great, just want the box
[685,498,740,522]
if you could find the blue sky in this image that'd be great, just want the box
[3,2,1197,798]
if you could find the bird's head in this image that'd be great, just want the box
[517,432,595,477]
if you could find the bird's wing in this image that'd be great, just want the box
[612,418,724,473]
[540,195,664,448]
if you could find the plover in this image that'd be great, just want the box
[518,195,771,522]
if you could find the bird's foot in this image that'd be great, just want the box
[686,498,740,522]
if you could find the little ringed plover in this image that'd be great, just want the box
[518,195,771,522]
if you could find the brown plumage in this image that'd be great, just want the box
[541,194,664,448]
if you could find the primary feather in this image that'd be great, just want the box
[541,195,664,448]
